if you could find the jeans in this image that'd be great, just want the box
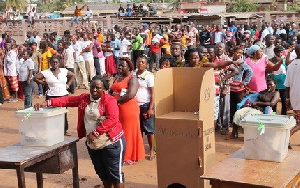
[149,52,160,71]
[272,89,287,115]
[94,57,101,75]
[21,80,34,109]
[70,16,80,24]
[217,93,230,130]
[115,56,120,71]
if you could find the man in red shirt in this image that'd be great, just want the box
[149,33,165,72]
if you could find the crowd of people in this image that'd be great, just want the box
[0,20,300,187]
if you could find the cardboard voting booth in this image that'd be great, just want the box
[155,67,216,188]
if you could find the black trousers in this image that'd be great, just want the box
[272,89,287,115]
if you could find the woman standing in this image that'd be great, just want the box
[18,50,34,109]
[134,55,155,160]
[103,34,117,76]
[111,57,145,165]
[34,76,125,188]
[245,45,283,92]
[0,48,10,101]
[34,56,75,135]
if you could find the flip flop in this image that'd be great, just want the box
[123,160,134,166]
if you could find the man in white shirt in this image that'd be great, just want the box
[71,35,89,89]
[276,23,287,36]
[82,6,93,26]
[81,33,95,82]
[285,45,300,136]
[4,41,18,101]
[260,24,270,42]
[32,31,41,50]
[63,41,75,93]
[28,7,36,26]
[120,33,132,58]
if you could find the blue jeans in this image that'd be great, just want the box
[21,80,34,109]
[70,16,80,24]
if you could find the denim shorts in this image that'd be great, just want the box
[139,103,155,135]
[87,137,126,183]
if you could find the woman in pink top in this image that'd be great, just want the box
[245,45,283,92]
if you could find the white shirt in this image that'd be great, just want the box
[4,50,18,76]
[276,29,287,35]
[33,36,41,50]
[18,58,34,81]
[134,70,154,106]
[81,40,93,61]
[85,10,93,18]
[214,31,223,43]
[120,38,131,57]
[285,59,300,110]
[72,41,85,63]
[41,68,69,96]
[63,46,75,68]
[260,28,270,42]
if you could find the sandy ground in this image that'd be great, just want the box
[0,89,299,188]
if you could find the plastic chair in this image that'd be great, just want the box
[237,93,273,114]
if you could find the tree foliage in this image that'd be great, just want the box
[37,0,85,12]
[228,0,258,12]
[6,0,26,11]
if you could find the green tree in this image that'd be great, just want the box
[228,0,258,12]
[6,0,26,11]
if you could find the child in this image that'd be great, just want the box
[227,47,253,139]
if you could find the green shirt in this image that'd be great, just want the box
[132,34,143,51]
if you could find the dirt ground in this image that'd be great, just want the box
[0,89,299,188]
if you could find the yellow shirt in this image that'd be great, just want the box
[98,33,103,43]
[41,50,52,71]
[161,34,169,49]
[165,42,171,55]
[180,35,189,48]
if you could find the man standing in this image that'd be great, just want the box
[263,34,275,59]
[120,33,132,58]
[71,35,89,89]
[4,41,18,102]
[81,33,95,82]
[286,45,300,137]
[63,41,75,94]
[132,28,144,67]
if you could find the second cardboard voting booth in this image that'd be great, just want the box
[155,67,216,187]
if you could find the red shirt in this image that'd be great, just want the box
[47,93,124,141]
[150,38,164,53]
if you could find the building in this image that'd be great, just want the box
[178,2,227,14]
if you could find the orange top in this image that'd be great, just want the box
[74,6,85,17]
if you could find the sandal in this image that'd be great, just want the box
[149,152,156,161]
[123,160,134,166]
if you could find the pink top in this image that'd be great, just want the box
[245,57,267,92]
[92,40,104,58]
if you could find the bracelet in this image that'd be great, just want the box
[92,129,100,137]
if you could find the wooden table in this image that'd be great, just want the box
[201,148,300,188]
[0,138,79,188]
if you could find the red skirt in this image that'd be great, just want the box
[105,55,117,75]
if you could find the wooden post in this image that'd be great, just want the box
[106,15,112,30]
[21,19,27,42]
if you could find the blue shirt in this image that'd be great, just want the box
[112,38,121,57]
[233,62,253,85]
